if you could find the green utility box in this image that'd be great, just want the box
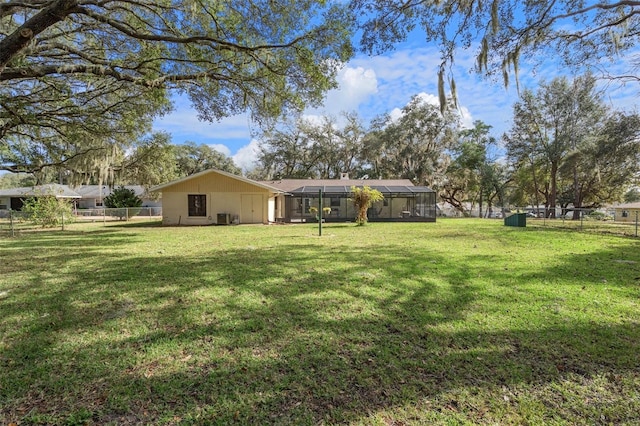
[504,213,526,227]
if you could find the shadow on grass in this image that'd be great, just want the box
[107,220,164,228]
[0,228,141,247]
[1,237,639,424]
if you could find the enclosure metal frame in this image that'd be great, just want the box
[284,185,436,223]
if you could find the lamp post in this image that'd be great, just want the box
[318,189,323,237]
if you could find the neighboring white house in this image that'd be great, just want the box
[0,184,81,212]
[0,184,161,213]
[74,185,161,209]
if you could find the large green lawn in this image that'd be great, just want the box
[1,220,639,425]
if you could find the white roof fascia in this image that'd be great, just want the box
[150,169,285,194]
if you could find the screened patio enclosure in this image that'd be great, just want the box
[284,185,437,222]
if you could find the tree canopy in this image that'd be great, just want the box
[505,75,640,216]
[174,141,241,177]
[353,0,640,103]
[93,136,242,188]
[364,96,459,187]
[1,0,353,178]
[256,112,366,180]
[441,120,506,216]
[254,96,461,186]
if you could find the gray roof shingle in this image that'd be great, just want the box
[0,184,81,198]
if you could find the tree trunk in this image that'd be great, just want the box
[0,0,78,72]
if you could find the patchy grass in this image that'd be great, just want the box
[527,216,640,237]
[1,219,639,425]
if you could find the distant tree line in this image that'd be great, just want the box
[248,76,640,217]
[250,96,460,187]
[504,75,640,218]
[248,96,507,216]
[2,75,639,218]
[0,134,240,188]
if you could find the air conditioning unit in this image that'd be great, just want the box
[217,213,230,225]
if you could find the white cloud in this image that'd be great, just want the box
[233,139,261,172]
[458,105,474,129]
[351,48,443,111]
[386,92,474,128]
[309,65,379,117]
[208,144,231,157]
[358,49,441,83]
[415,92,440,106]
[300,114,326,127]
[336,66,378,103]
[388,107,402,122]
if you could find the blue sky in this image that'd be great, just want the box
[152,30,639,171]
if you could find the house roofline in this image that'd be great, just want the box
[150,169,286,194]
[614,202,640,209]
[0,184,81,198]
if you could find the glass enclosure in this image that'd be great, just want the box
[284,185,436,222]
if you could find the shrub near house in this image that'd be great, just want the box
[103,186,142,220]
[22,192,74,228]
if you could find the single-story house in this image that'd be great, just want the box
[614,202,640,222]
[0,184,162,218]
[0,184,81,212]
[75,185,161,209]
[151,169,437,225]
[151,169,286,225]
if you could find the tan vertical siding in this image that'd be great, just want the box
[163,172,269,194]
[159,171,279,225]
[615,208,640,223]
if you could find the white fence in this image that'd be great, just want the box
[440,207,620,220]
[0,207,163,236]
[74,207,162,221]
